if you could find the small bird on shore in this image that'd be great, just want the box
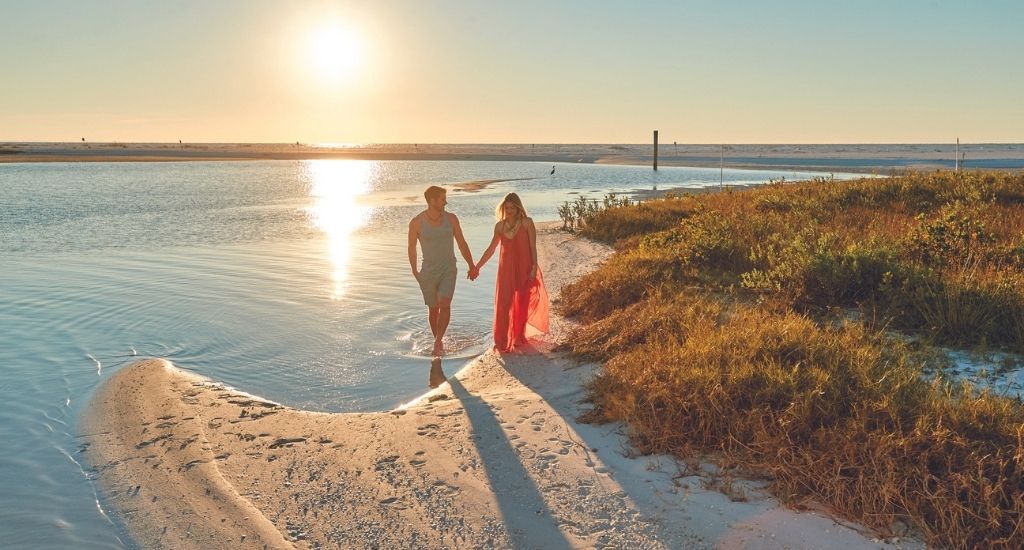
[550,165,555,175]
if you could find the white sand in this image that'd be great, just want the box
[82,226,922,549]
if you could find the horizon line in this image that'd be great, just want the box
[3,140,1023,146]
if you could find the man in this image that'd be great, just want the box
[408,186,478,357]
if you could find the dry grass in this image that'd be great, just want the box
[561,171,1024,548]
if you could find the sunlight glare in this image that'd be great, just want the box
[307,160,375,298]
[308,22,363,86]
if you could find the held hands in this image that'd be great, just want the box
[467,265,480,281]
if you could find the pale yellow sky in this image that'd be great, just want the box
[2,0,1022,143]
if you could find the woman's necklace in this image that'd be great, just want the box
[503,218,520,235]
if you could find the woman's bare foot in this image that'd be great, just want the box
[432,340,444,357]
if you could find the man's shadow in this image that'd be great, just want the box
[445,372,573,549]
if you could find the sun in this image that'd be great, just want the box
[308,22,363,85]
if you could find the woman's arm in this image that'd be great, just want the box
[475,223,502,271]
[526,217,538,279]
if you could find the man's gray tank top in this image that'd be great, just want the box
[419,213,456,272]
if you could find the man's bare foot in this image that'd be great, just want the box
[432,340,444,357]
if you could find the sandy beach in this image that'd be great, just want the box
[82,225,921,549]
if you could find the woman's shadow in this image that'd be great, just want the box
[435,361,573,549]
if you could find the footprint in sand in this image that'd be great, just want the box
[536,450,560,471]
[416,423,440,436]
[547,438,573,455]
[135,433,171,449]
[538,448,558,460]
[577,482,593,497]
[374,455,400,471]
[182,458,210,470]
[268,437,307,449]
[542,482,570,493]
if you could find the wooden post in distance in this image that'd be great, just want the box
[653,130,659,171]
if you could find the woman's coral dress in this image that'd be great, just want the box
[493,225,549,352]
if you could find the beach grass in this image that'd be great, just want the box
[560,171,1024,548]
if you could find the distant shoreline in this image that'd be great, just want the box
[3,142,1024,172]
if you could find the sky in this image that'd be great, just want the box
[1,0,1022,144]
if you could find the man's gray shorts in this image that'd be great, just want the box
[419,266,457,307]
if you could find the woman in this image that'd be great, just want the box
[475,193,549,352]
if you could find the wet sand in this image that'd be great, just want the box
[450,177,537,193]
[82,224,922,549]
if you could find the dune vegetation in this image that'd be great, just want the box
[559,171,1024,549]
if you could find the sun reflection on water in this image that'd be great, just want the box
[306,160,375,298]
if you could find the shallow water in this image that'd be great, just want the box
[0,159,851,548]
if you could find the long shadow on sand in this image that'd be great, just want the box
[446,375,574,549]
[490,348,889,549]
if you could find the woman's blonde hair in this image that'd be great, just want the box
[495,192,528,221]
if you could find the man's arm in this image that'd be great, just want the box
[450,214,477,277]
[408,217,420,281]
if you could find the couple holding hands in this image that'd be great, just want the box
[407,186,549,357]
